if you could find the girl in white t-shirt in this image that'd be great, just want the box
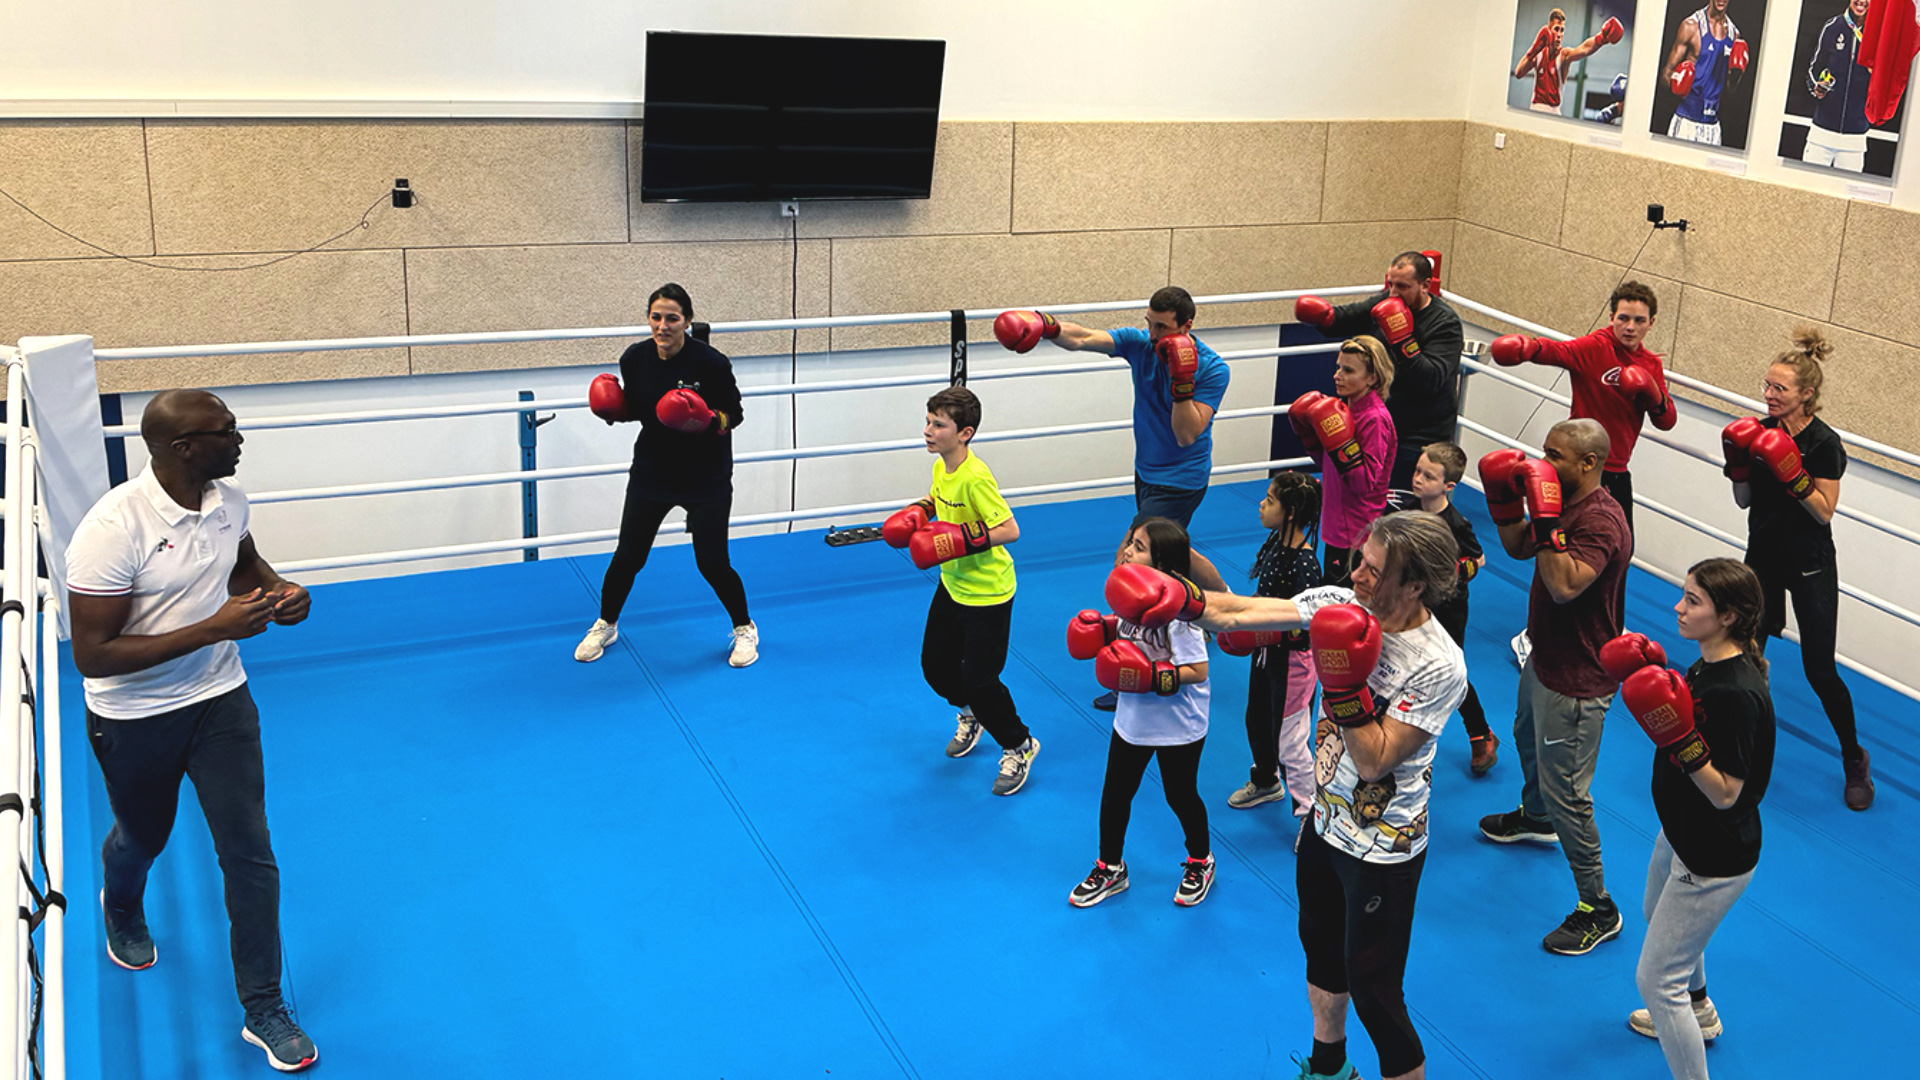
[1067,518,1215,908]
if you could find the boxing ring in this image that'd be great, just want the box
[11,283,1920,1079]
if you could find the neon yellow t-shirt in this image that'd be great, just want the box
[929,451,1016,605]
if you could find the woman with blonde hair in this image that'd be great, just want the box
[1287,336,1397,589]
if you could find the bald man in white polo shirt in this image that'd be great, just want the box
[65,389,319,1073]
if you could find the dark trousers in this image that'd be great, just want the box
[1749,548,1860,757]
[1132,475,1208,530]
[1244,648,1288,788]
[1600,469,1635,614]
[601,481,751,627]
[1389,444,1427,493]
[921,584,1029,751]
[1099,731,1209,864]
[88,684,282,1013]
[1297,826,1428,1078]
[1433,603,1490,740]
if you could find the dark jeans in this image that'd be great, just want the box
[601,482,751,627]
[1099,732,1209,864]
[921,584,1029,751]
[1297,826,1428,1078]
[1433,602,1490,740]
[1749,548,1859,757]
[88,684,282,1013]
[1132,475,1208,530]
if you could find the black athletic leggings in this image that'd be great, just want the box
[1099,731,1208,865]
[600,482,750,627]
[1433,603,1490,741]
[1297,826,1428,1078]
[1748,547,1860,758]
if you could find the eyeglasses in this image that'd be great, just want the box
[1760,381,1794,395]
[174,424,240,441]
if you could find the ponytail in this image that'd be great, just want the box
[1687,558,1769,680]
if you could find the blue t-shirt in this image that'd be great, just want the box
[1677,7,1739,124]
[1109,326,1230,489]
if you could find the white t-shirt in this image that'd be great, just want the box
[1293,586,1467,863]
[65,467,251,719]
[1113,618,1210,746]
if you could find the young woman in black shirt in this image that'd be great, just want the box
[575,283,756,667]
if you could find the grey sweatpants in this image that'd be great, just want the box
[1637,831,1753,1080]
[1514,658,1612,904]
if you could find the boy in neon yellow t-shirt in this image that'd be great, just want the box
[881,387,1039,796]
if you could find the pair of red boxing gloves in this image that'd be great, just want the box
[1721,418,1814,499]
[991,310,1200,402]
[1487,335,1670,417]
[1478,448,1568,553]
[881,499,994,570]
[1668,38,1746,98]
[1288,391,1366,475]
[1603,632,1713,773]
[588,374,723,434]
[1293,249,1441,362]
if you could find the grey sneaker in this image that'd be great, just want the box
[574,618,618,662]
[1629,996,1723,1041]
[728,621,759,668]
[991,736,1040,796]
[1068,861,1129,907]
[945,709,983,758]
[100,889,155,971]
[1228,780,1287,809]
[242,1003,318,1072]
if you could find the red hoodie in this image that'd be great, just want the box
[1526,328,1678,472]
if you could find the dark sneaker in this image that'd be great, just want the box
[242,1003,318,1072]
[1479,807,1558,844]
[1629,996,1722,1041]
[1844,750,1875,811]
[1068,861,1129,907]
[1174,854,1216,906]
[100,890,155,971]
[1092,690,1118,712]
[1288,1053,1360,1080]
[1543,897,1623,956]
[1469,732,1500,775]
[945,711,982,758]
[991,737,1040,796]
[1228,779,1287,809]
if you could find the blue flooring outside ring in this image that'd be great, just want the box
[56,479,1918,1078]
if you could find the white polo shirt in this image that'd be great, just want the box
[65,467,251,719]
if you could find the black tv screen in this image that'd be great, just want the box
[640,32,945,203]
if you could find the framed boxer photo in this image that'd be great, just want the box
[1649,0,1770,150]
[1778,0,1908,178]
[1508,0,1638,125]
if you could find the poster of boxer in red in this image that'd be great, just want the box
[1650,0,1771,150]
[1509,0,1638,125]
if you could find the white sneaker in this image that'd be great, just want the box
[1510,629,1532,670]
[575,619,618,662]
[1628,996,1722,1041]
[728,622,759,668]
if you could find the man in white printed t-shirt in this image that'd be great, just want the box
[1104,511,1466,1080]
[64,389,319,1073]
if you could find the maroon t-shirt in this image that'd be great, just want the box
[1528,486,1632,698]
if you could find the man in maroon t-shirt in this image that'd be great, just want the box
[1476,419,1632,957]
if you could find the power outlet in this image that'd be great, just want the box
[779,201,800,218]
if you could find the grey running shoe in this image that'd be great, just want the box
[946,710,983,758]
[1068,861,1129,907]
[100,889,154,971]
[574,619,618,662]
[1629,996,1722,1041]
[1543,897,1623,956]
[991,736,1040,796]
[1228,780,1287,809]
[242,1003,318,1072]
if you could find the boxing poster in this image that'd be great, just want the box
[1508,0,1638,125]
[1777,0,1909,178]
[1649,0,1771,150]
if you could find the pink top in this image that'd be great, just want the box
[1313,391,1397,548]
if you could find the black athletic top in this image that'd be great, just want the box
[1428,501,1482,624]
[1249,534,1323,652]
[616,336,744,503]
[1746,415,1845,565]
[1324,292,1464,449]
[1653,656,1774,878]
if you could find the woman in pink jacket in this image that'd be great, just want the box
[1289,336,1397,588]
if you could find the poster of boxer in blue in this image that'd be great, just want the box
[1509,0,1638,125]
[1651,0,1770,150]
[1778,0,1908,178]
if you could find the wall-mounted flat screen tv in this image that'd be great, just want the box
[640,32,945,203]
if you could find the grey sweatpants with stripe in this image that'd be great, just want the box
[1637,831,1753,1080]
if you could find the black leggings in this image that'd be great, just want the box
[1297,826,1427,1078]
[600,482,750,627]
[1099,731,1209,864]
[1433,603,1490,740]
[1748,548,1860,758]
[1601,468,1635,613]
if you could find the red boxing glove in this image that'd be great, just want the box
[1157,333,1199,402]
[1096,639,1180,696]
[909,521,993,569]
[1600,632,1669,684]
[881,500,934,548]
[1105,563,1205,628]
[1615,364,1668,415]
[992,310,1060,354]
[1728,39,1749,74]
[1599,16,1624,45]
[1067,610,1120,661]
[1216,629,1290,656]
[1311,604,1384,727]
[657,387,717,433]
[1721,417,1763,483]
[1294,295,1337,330]
[1622,667,1712,772]
[1477,448,1530,527]
[1302,394,1365,476]
[1520,458,1567,552]
[1489,334,1540,367]
[1372,296,1421,361]
[1289,390,1330,452]
[1421,250,1443,296]
[1669,60,1696,97]
[1752,428,1814,500]
[588,373,627,423]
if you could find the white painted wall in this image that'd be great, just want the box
[10,1,1480,120]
